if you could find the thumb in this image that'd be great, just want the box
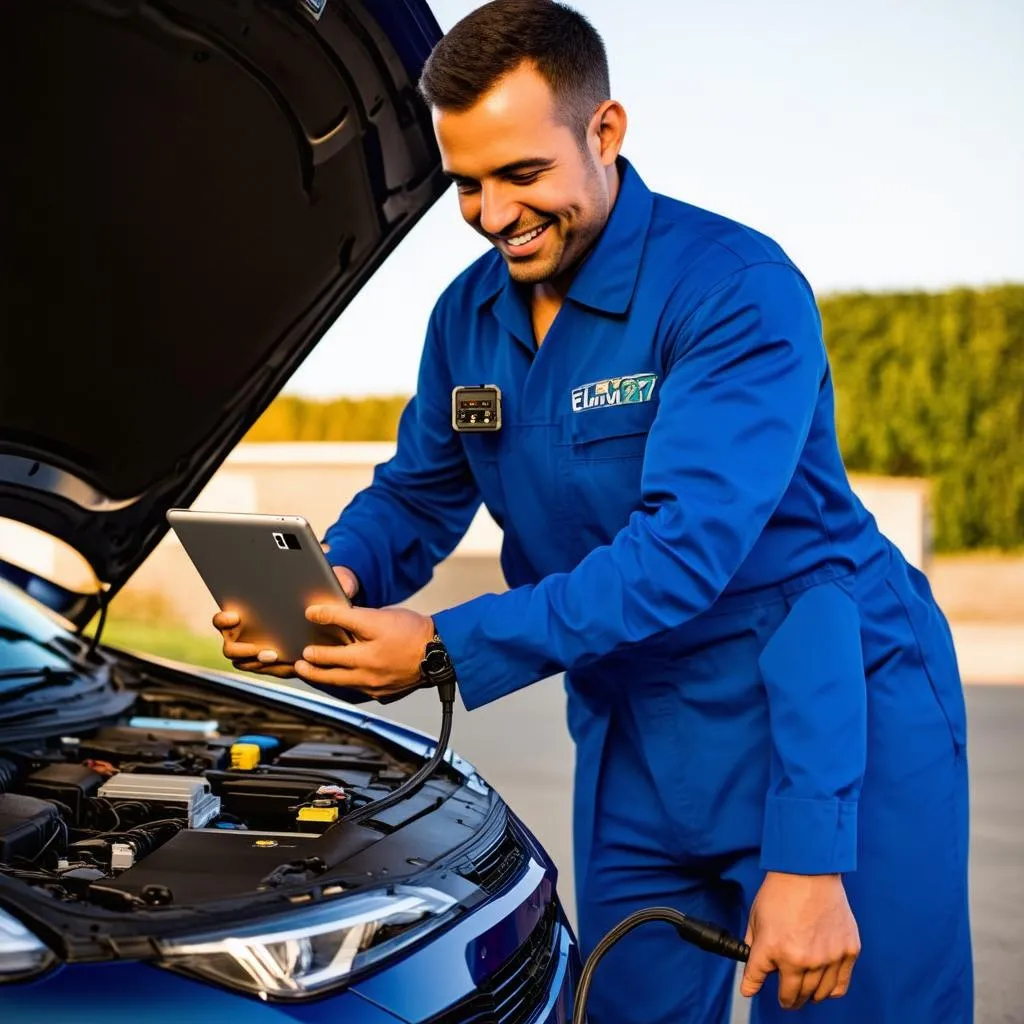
[740,949,772,999]
[740,922,772,999]
[306,601,374,636]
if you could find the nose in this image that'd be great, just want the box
[478,181,519,238]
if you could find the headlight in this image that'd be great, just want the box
[156,886,459,1000]
[0,908,56,983]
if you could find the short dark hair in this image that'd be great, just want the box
[418,0,610,141]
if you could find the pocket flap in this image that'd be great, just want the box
[756,581,868,797]
[569,401,657,446]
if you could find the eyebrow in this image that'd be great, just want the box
[444,157,555,183]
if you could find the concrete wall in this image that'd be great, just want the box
[0,442,928,629]
[845,474,932,572]
[94,442,931,630]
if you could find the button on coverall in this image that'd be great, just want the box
[322,158,973,1023]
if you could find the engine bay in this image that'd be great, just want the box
[0,680,456,910]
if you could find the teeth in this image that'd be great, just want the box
[508,224,547,247]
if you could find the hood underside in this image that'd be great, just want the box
[0,0,447,625]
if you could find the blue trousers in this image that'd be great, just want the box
[569,557,973,1023]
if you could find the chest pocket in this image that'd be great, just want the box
[568,400,657,461]
[564,401,657,548]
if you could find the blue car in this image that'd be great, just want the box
[0,0,580,1019]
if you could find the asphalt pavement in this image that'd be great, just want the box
[368,680,1023,1024]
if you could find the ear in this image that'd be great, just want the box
[589,99,627,166]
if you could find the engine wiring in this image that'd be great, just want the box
[0,671,458,910]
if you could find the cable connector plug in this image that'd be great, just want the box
[437,678,456,706]
[672,912,751,962]
[572,906,749,1024]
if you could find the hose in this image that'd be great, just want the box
[572,907,750,1024]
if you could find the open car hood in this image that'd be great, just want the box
[0,0,448,627]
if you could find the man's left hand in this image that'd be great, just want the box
[291,603,436,701]
[740,871,861,1009]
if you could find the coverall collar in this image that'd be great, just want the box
[562,156,654,314]
[486,157,655,346]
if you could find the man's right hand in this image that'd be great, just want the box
[213,563,360,676]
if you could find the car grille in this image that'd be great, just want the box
[459,820,527,895]
[427,901,559,1024]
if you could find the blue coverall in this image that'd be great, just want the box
[322,158,973,1022]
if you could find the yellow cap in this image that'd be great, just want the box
[297,805,339,823]
[229,743,261,770]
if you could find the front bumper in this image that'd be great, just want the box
[0,849,580,1023]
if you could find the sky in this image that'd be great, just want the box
[284,0,1024,399]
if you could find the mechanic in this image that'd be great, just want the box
[215,2,973,1020]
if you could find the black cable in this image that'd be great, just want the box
[22,818,68,867]
[342,680,456,828]
[571,907,750,1024]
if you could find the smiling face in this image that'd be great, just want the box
[432,61,626,289]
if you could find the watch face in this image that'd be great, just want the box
[423,649,450,673]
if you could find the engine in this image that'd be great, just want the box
[0,696,420,907]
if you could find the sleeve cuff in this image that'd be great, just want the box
[432,597,516,711]
[760,795,859,875]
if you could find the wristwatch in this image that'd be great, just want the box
[420,633,457,688]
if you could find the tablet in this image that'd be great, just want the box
[166,509,355,665]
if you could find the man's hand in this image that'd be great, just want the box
[326,561,360,601]
[212,563,359,676]
[740,871,860,1010]
[294,603,436,701]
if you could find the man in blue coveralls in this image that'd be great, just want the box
[216,1,973,1019]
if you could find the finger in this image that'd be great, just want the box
[794,966,826,1009]
[213,610,240,630]
[294,662,409,700]
[257,649,279,664]
[321,543,330,552]
[306,602,374,635]
[333,569,357,599]
[223,640,261,661]
[813,962,842,1003]
[215,619,245,644]
[301,642,373,670]
[777,964,807,1010]
[830,952,858,998]
[739,947,774,999]
[294,661,372,690]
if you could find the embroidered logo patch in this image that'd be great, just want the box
[570,373,658,412]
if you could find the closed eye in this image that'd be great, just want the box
[507,171,543,186]
[444,158,554,191]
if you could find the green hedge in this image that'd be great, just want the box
[819,284,1024,552]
